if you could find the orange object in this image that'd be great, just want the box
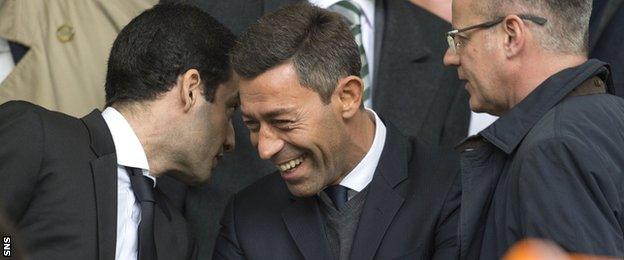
[503,239,621,260]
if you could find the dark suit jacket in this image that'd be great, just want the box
[213,124,461,260]
[188,1,469,257]
[0,101,196,260]
[589,0,624,97]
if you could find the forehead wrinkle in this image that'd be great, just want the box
[240,99,297,120]
[264,106,296,119]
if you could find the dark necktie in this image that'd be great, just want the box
[324,185,349,210]
[126,167,156,260]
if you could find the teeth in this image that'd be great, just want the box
[278,156,304,172]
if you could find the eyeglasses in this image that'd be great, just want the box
[446,14,547,53]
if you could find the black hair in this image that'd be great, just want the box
[105,3,235,106]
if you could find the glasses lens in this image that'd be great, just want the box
[447,35,456,52]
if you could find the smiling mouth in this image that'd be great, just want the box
[277,154,306,172]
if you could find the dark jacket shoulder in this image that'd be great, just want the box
[521,93,624,149]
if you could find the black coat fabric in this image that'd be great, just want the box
[589,0,624,97]
[458,60,624,259]
[213,124,461,260]
[0,101,196,260]
[187,1,469,257]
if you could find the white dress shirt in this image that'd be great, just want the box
[0,39,14,84]
[468,111,498,136]
[338,108,386,199]
[309,0,375,98]
[101,107,156,260]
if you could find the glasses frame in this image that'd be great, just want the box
[446,14,548,53]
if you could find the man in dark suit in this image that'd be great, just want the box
[589,0,624,97]
[0,4,239,259]
[213,4,461,259]
[187,1,468,256]
[194,0,468,146]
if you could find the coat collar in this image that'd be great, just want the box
[479,59,610,154]
[281,196,333,259]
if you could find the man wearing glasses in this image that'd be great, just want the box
[444,0,624,259]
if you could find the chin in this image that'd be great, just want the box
[286,183,319,198]
[469,98,485,113]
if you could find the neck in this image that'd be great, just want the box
[506,53,587,112]
[114,103,171,178]
[335,109,376,183]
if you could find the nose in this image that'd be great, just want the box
[223,120,235,152]
[255,125,285,160]
[443,48,460,67]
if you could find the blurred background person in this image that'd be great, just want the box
[0,0,157,117]
[589,0,624,97]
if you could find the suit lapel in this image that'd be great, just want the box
[350,125,408,260]
[153,189,193,259]
[282,197,333,260]
[81,109,118,260]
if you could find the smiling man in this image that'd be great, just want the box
[213,3,461,260]
[444,0,624,258]
[0,4,237,260]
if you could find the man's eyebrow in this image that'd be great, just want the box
[241,107,294,120]
[265,107,294,118]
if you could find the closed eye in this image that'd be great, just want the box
[243,119,259,132]
[271,119,294,130]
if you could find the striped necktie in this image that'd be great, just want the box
[329,0,372,108]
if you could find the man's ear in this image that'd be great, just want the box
[502,15,526,58]
[179,69,202,112]
[335,76,364,119]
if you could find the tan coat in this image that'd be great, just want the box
[0,0,157,117]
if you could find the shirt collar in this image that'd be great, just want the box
[101,107,156,184]
[339,108,387,192]
[309,0,375,27]
[479,59,610,154]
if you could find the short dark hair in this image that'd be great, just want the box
[231,3,360,104]
[105,3,235,106]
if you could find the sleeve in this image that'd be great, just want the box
[0,101,44,223]
[512,136,623,257]
[432,168,461,260]
[212,195,246,260]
